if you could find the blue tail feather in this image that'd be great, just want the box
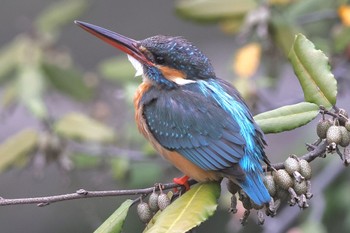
[239,172,271,206]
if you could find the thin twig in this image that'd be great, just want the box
[265,140,328,171]
[0,140,329,207]
[0,180,197,207]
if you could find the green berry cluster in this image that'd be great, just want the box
[317,109,350,148]
[265,156,312,209]
[317,108,350,164]
[137,189,171,224]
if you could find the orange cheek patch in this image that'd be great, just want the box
[158,65,187,82]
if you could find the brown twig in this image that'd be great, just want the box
[0,180,197,207]
[0,140,330,207]
[265,140,328,171]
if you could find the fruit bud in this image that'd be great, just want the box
[299,159,312,180]
[137,202,153,223]
[326,125,342,144]
[284,156,300,175]
[158,193,171,210]
[317,119,332,139]
[148,191,159,212]
[273,169,293,190]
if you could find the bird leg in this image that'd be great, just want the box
[173,175,190,191]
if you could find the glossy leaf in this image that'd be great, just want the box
[254,102,319,134]
[54,112,115,143]
[144,182,220,233]
[35,0,88,35]
[0,129,38,171]
[176,0,257,22]
[288,34,337,109]
[42,62,93,101]
[94,199,133,233]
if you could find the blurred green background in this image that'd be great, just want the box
[1,0,350,232]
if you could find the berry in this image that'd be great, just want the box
[148,191,159,212]
[284,156,300,175]
[263,175,276,197]
[299,159,312,180]
[273,169,293,190]
[317,119,332,139]
[327,125,342,144]
[158,193,171,210]
[137,202,153,223]
[345,120,350,132]
[339,126,350,147]
[293,180,307,195]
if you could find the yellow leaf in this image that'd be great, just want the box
[338,5,350,27]
[0,129,38,171]
[233,43,261,78]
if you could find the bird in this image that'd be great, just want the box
[75,20,271,206]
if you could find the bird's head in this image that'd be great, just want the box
[75,21,216,89]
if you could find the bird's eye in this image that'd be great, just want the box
[155,56,165,64]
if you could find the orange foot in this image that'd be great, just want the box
[173,175,190,191]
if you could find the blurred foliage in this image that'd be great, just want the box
[0,129,38,171]
[176,0,350,104]
[54,112,116,143]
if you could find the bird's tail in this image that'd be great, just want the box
[238,172,271,206]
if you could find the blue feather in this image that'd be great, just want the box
[197,79,270,204]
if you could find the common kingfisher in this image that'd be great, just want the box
[75,21,271,205]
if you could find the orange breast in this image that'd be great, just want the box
[133,81,221,182]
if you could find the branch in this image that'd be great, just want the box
[0,139,330,207]
[265,140,328,171]
[0,180,197,207]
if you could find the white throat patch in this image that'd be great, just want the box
[127,55,143,77]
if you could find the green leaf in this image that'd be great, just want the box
[288,34,337,109]
[98,57,137,84]
[0,129,38,171]
[42,62,93,101]
[17,65,47,119]
[176,0,257,23]
[94,199,133,233]
[254,102,319,134]
[35,0,88,35]
[54,112,115,143]
[144,182,220,233]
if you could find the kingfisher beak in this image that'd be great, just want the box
[75,20,152,65]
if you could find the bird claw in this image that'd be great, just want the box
[173,175,190,192]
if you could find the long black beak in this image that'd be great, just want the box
[75,20,152,65]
